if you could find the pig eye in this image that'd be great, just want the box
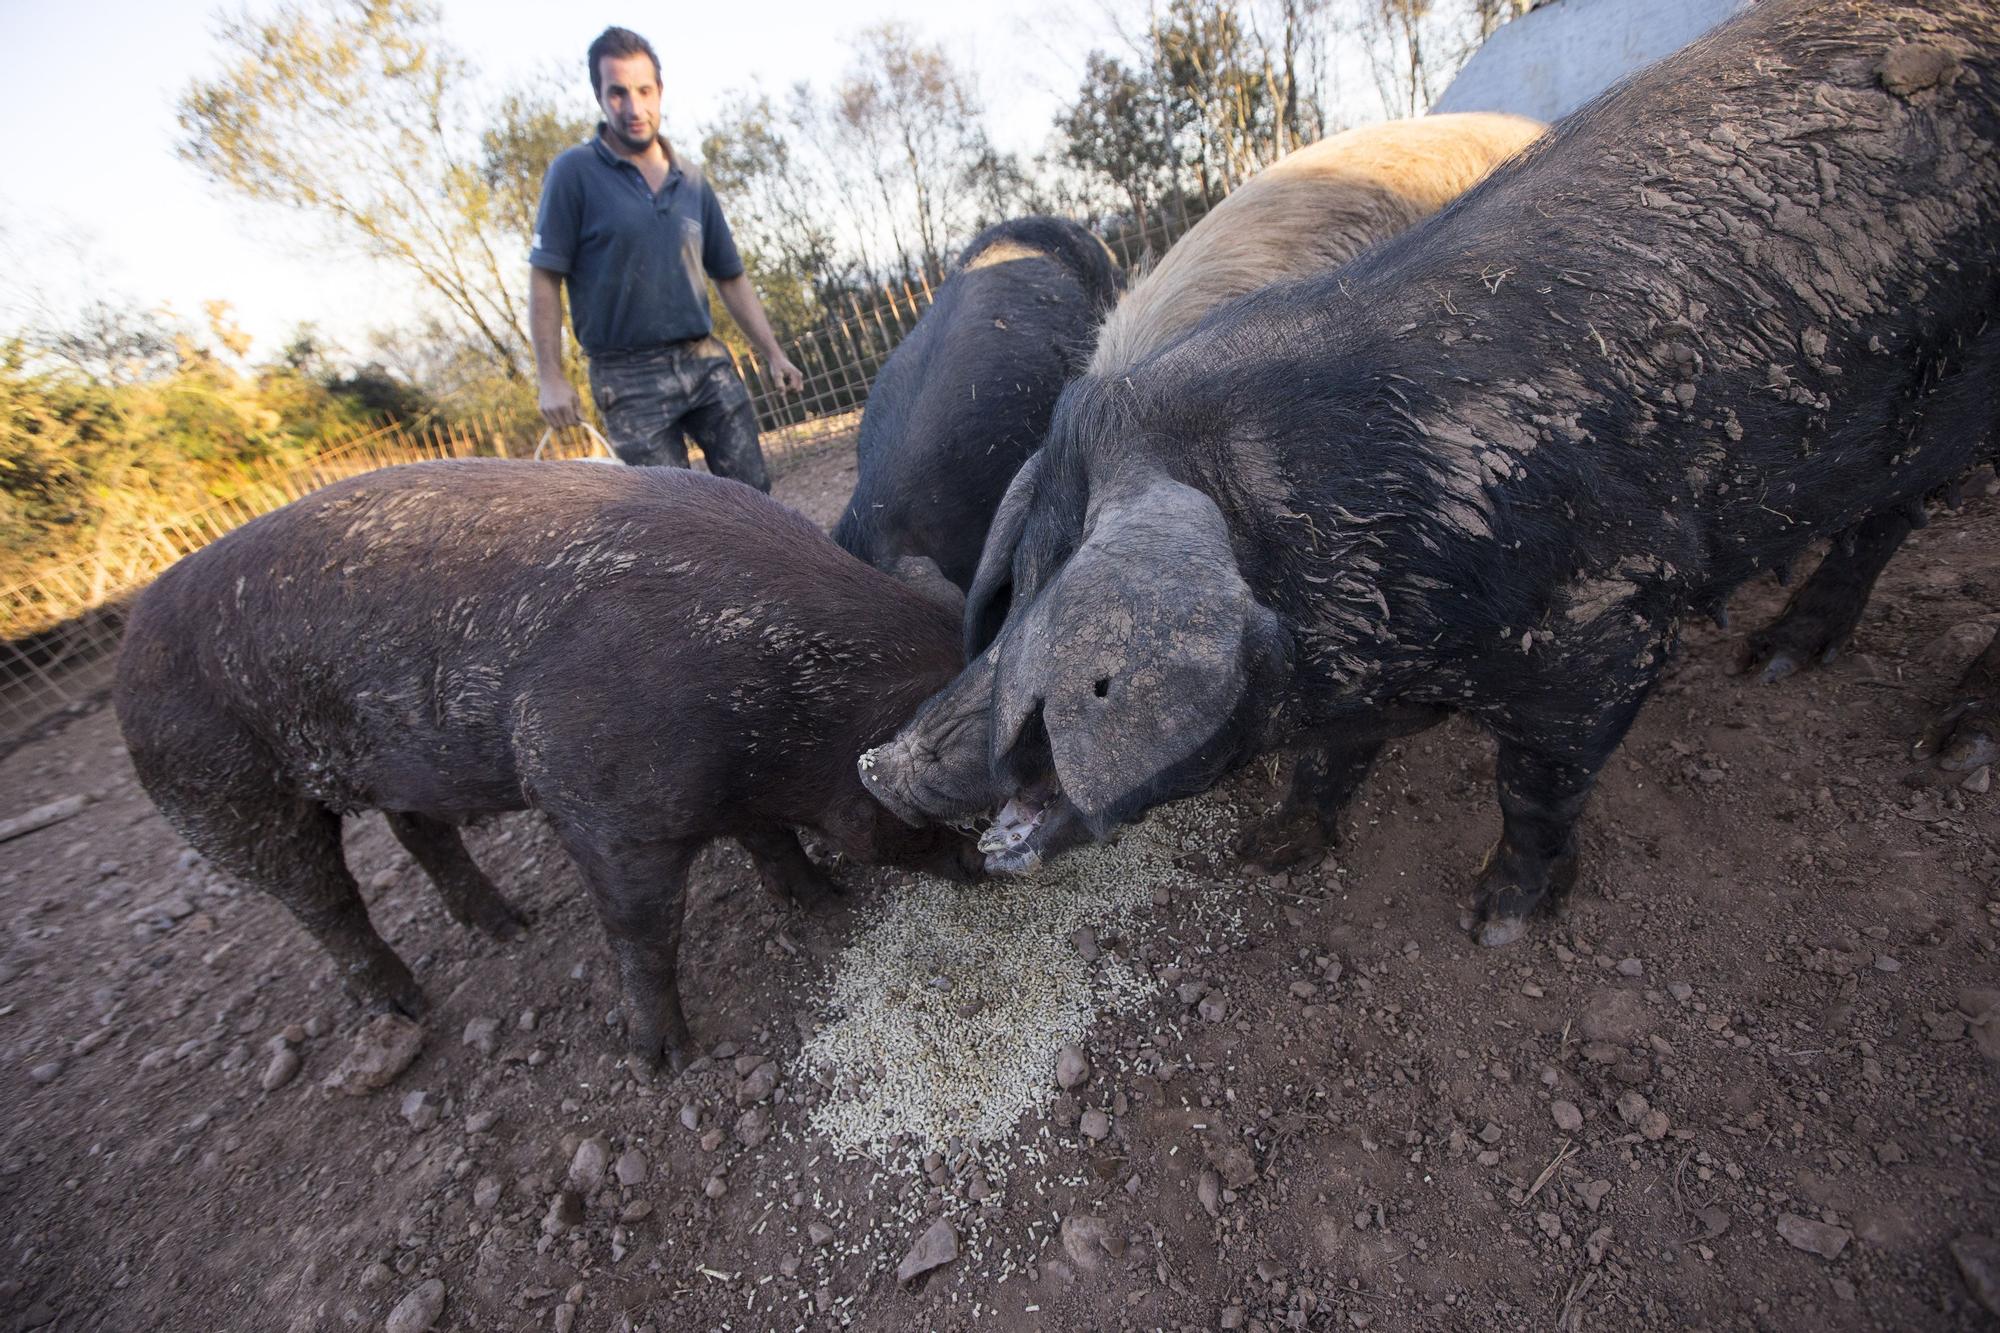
[1093,677,1111,699]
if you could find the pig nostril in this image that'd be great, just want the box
[1093,677,1110,699]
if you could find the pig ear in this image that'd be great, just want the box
[964,450,1047,660]
[992,476,1293,834]
[885,555,965,619]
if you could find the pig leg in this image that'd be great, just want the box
[737,826,841,905]
[1912,628,2000,776]
[1473,683,1654,947]
[383,811,529,941]
[194,795,425,1016]
[1239,742,1384,869]
[558,826,699,1072]
[1736,509,1915,683]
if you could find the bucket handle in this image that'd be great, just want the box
[533,423,619,462]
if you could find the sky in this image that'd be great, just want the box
[0,0,1124,360]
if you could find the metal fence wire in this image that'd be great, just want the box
[0,209,1203,747]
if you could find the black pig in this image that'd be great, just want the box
[116,461,974,1070]
[834,217,1121,592]
[864,0,2000,940]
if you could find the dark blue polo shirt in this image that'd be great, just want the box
[529,132,745,359]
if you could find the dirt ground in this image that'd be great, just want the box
[3,443,1999,1333]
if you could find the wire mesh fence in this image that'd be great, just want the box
[0,207,1206,748]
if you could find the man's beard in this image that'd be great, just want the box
[607,121,657,154]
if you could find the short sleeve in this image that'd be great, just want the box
[528,154,582,274]
[700,183,745,281]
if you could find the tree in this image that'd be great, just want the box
[177,0,589,384]
[829,25,995,282]
[1061,53,1180,237]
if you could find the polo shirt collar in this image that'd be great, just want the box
[591,125,682,186]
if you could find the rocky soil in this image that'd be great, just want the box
[2,443,1998,1332]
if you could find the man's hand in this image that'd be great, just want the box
[539,376,584,430]
[765,349,805,395]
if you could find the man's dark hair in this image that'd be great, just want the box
[587,27,662,98]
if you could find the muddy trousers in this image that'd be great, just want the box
[587,341,770,492]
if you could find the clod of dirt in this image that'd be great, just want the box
[399,1090,436,1131]
[1060,1214,1122,1272]
[1079,1108,1112,1140]
[566,1138,609,1195]
[734,1107,771,1148]
[321,1015,423,1095]
[1878,42,1960,96]
[1551,1100,1584,1133]
[614,1148,648,1187]
[384,1277,445,1333]
[1579,989,1651,1045]
[1959,989,2000,1067]
[736,1060,779,1106]
[1951,1235,2000,1316]
[895,1216,958,1284]
[1777,1213,1852,1259]
[1056,1044,1091,1090]
[460,1016,498,1057]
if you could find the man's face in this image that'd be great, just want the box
[597,53,662,154]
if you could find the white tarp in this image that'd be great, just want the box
[1433,0,1753,124]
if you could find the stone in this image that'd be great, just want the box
[1070,927,1100,962]
[1550,1101,1583,1133]
[384,1278,445,1333]
[1197,993,1228,1024]
[895,1217,958,1284]
[1059,1214,1122,1272]
[400,1090,438,1131]
[1211,1143,1258,1190]
[1777,1213,1852,1260]
[566,1138,610,1195]
[460,1017,499,1057]
[1585,1226,1613,1265]
[735,1107,772,1148]
[472,1176,502,1210]
[1951,1235,2000,1317]
[1055,1045,1091,1090]
[323,1015,424,1095]
[678,1103,702,1133]
[1615,958,1643,977]
[1579,989,1650,1045]
[736,1060,779,1106]
[808,1221,836,1247]
[28,1060,62,1085]
[614,1149,649,1187]
[465,1110,499,1134]
[1079,1109,1112,1141]
[1615,1091,1650,1127]
[1198,1170,1222,1218]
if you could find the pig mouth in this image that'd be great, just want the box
[974,775,1090,875]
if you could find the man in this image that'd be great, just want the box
[529,26,804,489]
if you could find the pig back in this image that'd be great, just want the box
[122,460,962,814]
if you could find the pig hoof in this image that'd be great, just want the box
[359,971,428,1021]
[1756,651,1801,685]
[1910,701,2000,777]
[1475,915,1530,948]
